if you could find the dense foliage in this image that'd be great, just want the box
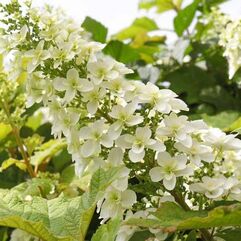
[0,1,241,241]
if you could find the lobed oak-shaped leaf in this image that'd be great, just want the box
[0,167,121,241]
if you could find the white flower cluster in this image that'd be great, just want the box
[2,3,241,238]
[219,19,241,79]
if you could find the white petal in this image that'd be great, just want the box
[126,115,143,126]
[67,68,79,81]
[205,189,223,199]
[108,123,122,140]
[163,176,176,190]
[157,152,172,166]
[87,101,98,114]
[121,190,137,208]
[107,147,124,165]
[79,126,91,139]
[148,140,166,152]
[53,77,67,91]
[109,105,122,119]
[135,126,152,140]
[149,167,163,182]
[64,88,76,102]
[116,135,133,149]
[79,78,93,92]
[101,134,113,148]
[69,110,80,124]
[81,140,100,157]
[129,149,145,163]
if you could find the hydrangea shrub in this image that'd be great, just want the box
[0,1,241,241]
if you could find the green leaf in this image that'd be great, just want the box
[227,116,241,133]
[0,227,8,241]
[201,111,240,130]
[139,0,183,13]
[25,112,43,131]
[0,123,11,141]
[0,158,26,172]
[125,202,241,230]
[129,230,153,241]
[166,66,216,104]
[12,177,57,197]
[174,0,200,36]
[103,40,139,64]
[81,16,108,43]
[30,139,66,166]
[91,217,121,241]
[0,167,121,241]
[216,228,241,241]
[186,230,196,241]
[114,17,158,40]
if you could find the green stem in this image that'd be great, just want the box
[1,100,36,177]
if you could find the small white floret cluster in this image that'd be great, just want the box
[2,4,241,237]
[220,19,241,79]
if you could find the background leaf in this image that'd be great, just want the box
[114,17,158,40]
[81,16,108,43]
[174,0,200,36]
[103,40,139,63]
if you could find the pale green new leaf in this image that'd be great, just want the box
[0,167,121,241]
[30,139,66,166]
[0,123,11,140]
[139,0,183,13]
[0,158,26,172]
[114,17,158,40]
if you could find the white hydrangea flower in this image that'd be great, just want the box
[97,187,137,223]
[109,102,143,128]
[25,40,50,72]
[149,152,193,190]
[116,126,165,162]
[51,42,75,68]
[87,55,119,84]
[76,41,104,64]
[175,140,214,167]
[11,25,28,44]
[203,128,241,152]
[79,119,115,155]
[222,177,241,201]
[52,108,80,138]
[81,86,106,114]
[156,113,193,147]
[53,68,93,103]
[139,82,188,114]
[26,71,53,107]
[190,176,225,199]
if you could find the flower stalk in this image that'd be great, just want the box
[0,100,36,177]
